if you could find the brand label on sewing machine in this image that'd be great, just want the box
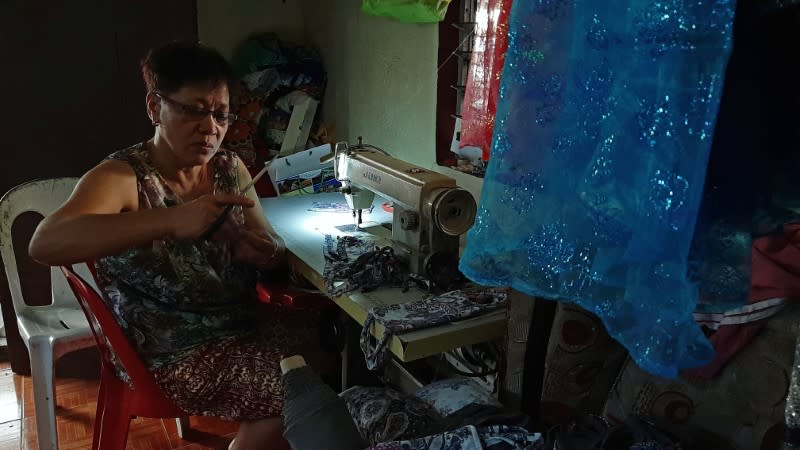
[363,171,382,184]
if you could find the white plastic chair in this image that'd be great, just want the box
[0,178,96,450]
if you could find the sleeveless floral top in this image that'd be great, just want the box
[95,143,256,369]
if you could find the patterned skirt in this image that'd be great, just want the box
[152,306,323,421]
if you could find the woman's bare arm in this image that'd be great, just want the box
[29,160,173,265]
[29,160,254,266]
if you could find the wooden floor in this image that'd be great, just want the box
[0,361,238,450]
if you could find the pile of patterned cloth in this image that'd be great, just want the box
[322,235,411,297]
[321,235,508,369]
[338,380,691,449]
[223,32,326,196]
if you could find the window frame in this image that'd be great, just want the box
[435,0,478,170]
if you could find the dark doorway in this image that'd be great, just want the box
[0,0,198,375]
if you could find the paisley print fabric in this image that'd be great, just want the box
[340,386,442,445]
[94,143,256,370]
[361,288,508,370]
[369,425,543,450]
[152,306,314,420]
[323,234,410,297]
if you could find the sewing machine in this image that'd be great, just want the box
[326,139,477,282]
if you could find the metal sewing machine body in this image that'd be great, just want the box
[331,139,477,280]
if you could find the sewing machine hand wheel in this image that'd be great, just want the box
[431,188,477,236]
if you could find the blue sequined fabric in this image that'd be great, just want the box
[460,0,736,378]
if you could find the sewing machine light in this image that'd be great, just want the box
[327,141,348,179]
[336,150,349,181]
[317,141,353,177]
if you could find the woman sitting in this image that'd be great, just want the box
[29,41,314,450]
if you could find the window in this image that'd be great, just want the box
[436,0,487,177]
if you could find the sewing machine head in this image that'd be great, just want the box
[329,140,477,283]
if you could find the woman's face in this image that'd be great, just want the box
[148,82,232,167]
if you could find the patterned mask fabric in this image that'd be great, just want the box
[459,0,736,378]
[360,288,508,370]
[368,424,544,450]
[340,386,442,445]
[323,235,413,297]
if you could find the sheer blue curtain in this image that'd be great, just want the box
[460,0,736,378]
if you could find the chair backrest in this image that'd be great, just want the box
[0,178,80,314]
[60,265,164,394]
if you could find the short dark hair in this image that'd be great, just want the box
[140,41,235,94]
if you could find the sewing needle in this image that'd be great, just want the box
[201,152,280,240]
[237,153,276,195]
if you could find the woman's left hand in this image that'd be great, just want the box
[213,219,284,269]
[231,228,285,270]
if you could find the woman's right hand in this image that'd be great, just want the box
[167,194,255,240]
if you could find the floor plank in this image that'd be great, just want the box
[9,368,236,449]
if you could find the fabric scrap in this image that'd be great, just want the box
[322,235,410,297]
[360,288,507,370]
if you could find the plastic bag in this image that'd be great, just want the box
[361,0,451,23]
[460,0,511,161]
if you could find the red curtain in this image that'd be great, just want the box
[459,0,511,161]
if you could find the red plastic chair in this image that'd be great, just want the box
[60,265,188,450]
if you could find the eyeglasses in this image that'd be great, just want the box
[153,92,238,126]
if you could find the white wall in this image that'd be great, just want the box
[197,0,306,60]
[198,0,483,198]
[300,0,483,198]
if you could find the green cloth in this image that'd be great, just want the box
[361,0,451,23]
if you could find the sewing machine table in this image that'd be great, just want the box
[260,193,506,363]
